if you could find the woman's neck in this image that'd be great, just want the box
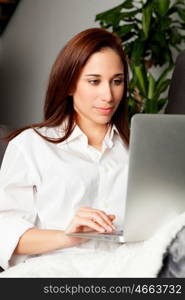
[76,117,109,150]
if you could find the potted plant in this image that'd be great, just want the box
[95,0,185,121]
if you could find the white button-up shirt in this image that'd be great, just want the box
[0,124,129,270]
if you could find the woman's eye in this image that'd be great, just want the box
[88,80,100,85]
[113,79,124,85]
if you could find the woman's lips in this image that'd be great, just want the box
[94,107,114,115]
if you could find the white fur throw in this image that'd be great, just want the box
[1,212,185,278]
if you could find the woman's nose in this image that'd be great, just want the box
[101,83,113,102]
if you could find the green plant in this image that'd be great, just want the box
[95,0,185,120]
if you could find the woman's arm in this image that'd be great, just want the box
[14,207,116,255]
[14,228,76,255]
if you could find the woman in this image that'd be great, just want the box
[0,28,130,272]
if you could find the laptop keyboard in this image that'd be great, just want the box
[103,230,123,236]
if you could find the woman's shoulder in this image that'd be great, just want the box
[10,126,61,147]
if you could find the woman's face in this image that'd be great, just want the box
[72,47,125,127]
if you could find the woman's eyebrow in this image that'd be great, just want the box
[84,74,101,77]
[114,73,124,77]
[84,73,124,77]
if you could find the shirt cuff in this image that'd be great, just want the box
[0,218,34,270]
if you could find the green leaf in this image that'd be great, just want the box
[133,64,148,97]
[147,73,155,100]
[95,3,122,21]
[177,7,185,22]
[154,0,170,16]
[175,0,185,7]
[157,98,168,111]
[144,99,158,113]
[159,17,171,31]
[119,0,134,9]
[128,97,138,123]
[120,9,140,20]
[171,44,184,53]
[130,39,145,64]
[156,65,173,86]
[128,97,137,110]
[163,49,173,65]
[119,31,136,44]
[95,3,123,27]
[116,24,134,37]
[95,0,134,25]
[152,31,166,47]
[154,79,171,99]
[169,27,182,45]
[142,3,152,38]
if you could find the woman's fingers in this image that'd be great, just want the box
[66,216,107,234]
[66,207,117,237]
[76,208,116,232]
[75,216,107,233]
[95,211,116,230]
[108,214,116,221]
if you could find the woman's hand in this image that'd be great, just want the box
[14,208,116,255]
[64,207,116,246]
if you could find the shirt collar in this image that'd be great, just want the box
[56,123,88,147]
[103,124,119,149]
[56,123,119,148]
[65,125,88,145]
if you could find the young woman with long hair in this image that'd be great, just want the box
[0,28,130,272]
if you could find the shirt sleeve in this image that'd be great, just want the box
[0,141,37,270]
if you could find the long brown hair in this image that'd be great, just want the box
[5,28,130,146]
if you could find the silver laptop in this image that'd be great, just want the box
[66,114,185,243]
